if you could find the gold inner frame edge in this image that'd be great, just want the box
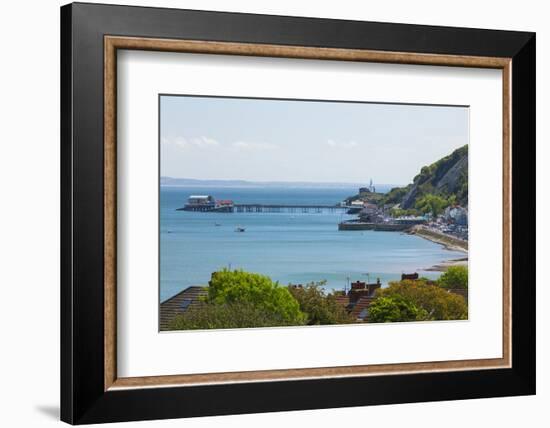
[104,36,512,391]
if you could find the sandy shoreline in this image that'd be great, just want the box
[424,257,468,272]
[409,226,468,272]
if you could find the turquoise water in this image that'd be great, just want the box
[160,186,465,301]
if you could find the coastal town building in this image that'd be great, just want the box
[332,279,382,321]
[346,199,366,214]
[426,205,469,241]
[358,202,384,223]
[393,216,427,226]
[178,195,234,212]
[360,202,378,215]
[187,195,214,205]
[349,279,382,298]
[444,205,468,226]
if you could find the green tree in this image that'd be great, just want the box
[207,269,306,325]
[376,279,468,320]
[288,282,354,325]
[368,295,429,323]
[378,185,412,206]
[438,265,468,290]
[415,193,449,217]
[390,208,419,218]
[169,301,305,330]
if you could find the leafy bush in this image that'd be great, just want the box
[368,295,429,323]
[378,185,412,206]
[169,300,304,330]
[438,266,468,290]
[207,269,306,325]
[288,282,354,325]
[375,279,468,321]
[390,208,419,218]
[415,193,450,217]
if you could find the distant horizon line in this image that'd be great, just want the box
[160,176,404,188]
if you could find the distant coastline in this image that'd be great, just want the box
[161,176,399,191]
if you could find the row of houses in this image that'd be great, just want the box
[332,279,382,321]
[158,282,382,330]
[159,274,438,330]
[343,191,468,240]
[443,205,468,226]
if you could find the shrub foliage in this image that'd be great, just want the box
[373,279,468,321]
[438,265,468,290]
[368,295,429,323]
[288,282,354,325]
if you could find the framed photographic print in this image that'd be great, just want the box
[60,2,535,424]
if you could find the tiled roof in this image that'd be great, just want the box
[350,296,376,320]
[160,286,208,331]
[334,295,351,309]
[333,294,376,321]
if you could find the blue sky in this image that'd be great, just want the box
[160,95,468,185]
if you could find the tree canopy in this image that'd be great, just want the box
[375,279,468,321]
[390,207,419,218]
[169,300,303,330]
[415,193,450,217]
[288,282,354,325]
[438,265,468,290]
[168,269,469,330]
[368,295,429,323]
[207,269,306,325]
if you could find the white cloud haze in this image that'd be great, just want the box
[160,96,468,184]
[327,139,359,149]
[231,141,279,151]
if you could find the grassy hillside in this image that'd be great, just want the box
[379,145,468,210]
[345,145,468,213]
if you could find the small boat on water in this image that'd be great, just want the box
[215,222,221,226]
[235,226,246,232]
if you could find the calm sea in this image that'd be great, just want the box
[160,186,464,301]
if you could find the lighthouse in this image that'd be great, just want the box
[369,178,376,193]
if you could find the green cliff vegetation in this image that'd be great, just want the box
[345,189,385,205]
[379,145,468,212]
[345,145,467,215]
[378,185,413,206]
[414,193,453,217]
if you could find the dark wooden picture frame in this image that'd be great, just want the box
[61,2,535,424]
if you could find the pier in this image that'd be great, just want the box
[176,194,351,213]
[233,204,348,213]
